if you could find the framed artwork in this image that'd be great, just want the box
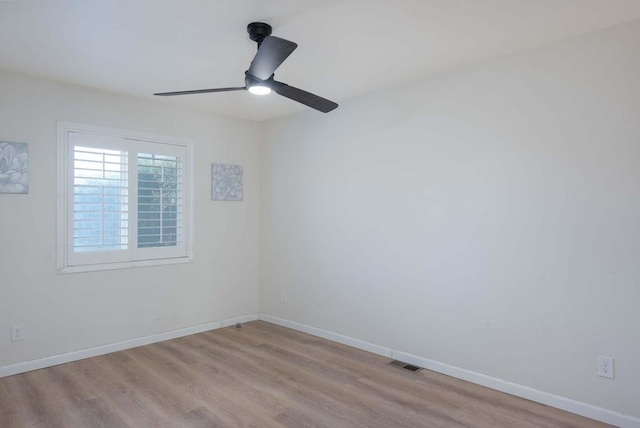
[211,163,243,201]
[0,141,28,194]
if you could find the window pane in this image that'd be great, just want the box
[73,146,128,252]
[137,153,182,248]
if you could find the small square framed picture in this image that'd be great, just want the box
[211,163,243,201]
[0,141,29,194]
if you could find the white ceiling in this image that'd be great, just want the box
[1,0,640,121]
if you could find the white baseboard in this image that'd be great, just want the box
[0,313,258,379]
[222,313,260,328]
[258,313,640,428]
[258,313,394,358]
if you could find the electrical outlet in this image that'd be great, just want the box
[597,356,614,379]
[11,324,24,342]
[280,290,287,303]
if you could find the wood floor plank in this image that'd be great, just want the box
[127,342,286,427]
[0,321,613,428]
[187,332,377,427]
[0,381,28,428]
[67,397,129,428]
[2,370,80,428]
[171,341,368,428]
[180,333,367,427]
[56,357,171,428]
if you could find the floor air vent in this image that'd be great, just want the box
[388,360,423,372]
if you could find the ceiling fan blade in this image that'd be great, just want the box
[154,87,246,96]
[247,36,298,80]
[270,80,338,113]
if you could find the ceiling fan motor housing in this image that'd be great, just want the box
[247,22,272,47]
[245,72,269,90]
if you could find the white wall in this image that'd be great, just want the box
[260,20,640,418]
[0,71,261,367]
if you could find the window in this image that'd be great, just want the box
[57,122,192,273]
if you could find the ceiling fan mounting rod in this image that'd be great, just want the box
[247,22,272,48]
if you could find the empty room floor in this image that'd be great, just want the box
[0,321,610,428]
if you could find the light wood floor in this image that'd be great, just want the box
[0,321,611,428]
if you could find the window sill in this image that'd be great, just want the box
[57,256,193,274]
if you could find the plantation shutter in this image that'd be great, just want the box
[67,132,131,266]
[136,153,183,249]
[131,141,186,260]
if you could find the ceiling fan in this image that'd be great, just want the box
[154,22,338,113]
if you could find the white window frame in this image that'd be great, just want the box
[57,122,194,274]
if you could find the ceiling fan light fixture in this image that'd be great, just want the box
[248,85,271,95]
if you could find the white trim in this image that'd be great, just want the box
[258,314,640,428]
[222,313,261,328]
[56,123,68,274]
[56,121,194,274]
[57,256,192,274]
[57,121,192,146]
[0,314,258,379]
